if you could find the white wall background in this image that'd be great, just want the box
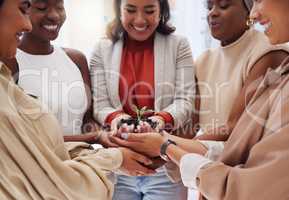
[54,0,114,58]
[54,0,218,60]
[54,0,284,62]
[171,0,218,57]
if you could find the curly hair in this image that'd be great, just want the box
[106,0,175,42]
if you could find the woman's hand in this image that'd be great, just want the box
[97,131,119,148]
[111,113,132,132]
[148,116,165,132]
[135,120,154,133]
[135,116,165,133]
[117,123,135,134]
[118,147,156,176]
[110,132,167,157]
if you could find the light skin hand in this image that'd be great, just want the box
[111,114,131,131]
[136,121,154,133]
[98,131,119,148]
[111,131,208,157]
[118,147,156,176]
[110,132,166,157]
[135,116,165,133]
[117,123,135,134]
[148,116,165,132]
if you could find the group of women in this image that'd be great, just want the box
[1,0,289,199]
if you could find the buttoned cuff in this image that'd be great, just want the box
[198,140,224,161]
[155,111,174,131]
[104,110,125,125]
[180,153,212,189]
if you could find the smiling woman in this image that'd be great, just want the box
[3,0,126,151]
[0,0,31,59]
[195,0,289,137]
[250,0,289,45]
[3,0,101,138]
[90,0,195,199]
[106,0,175,42]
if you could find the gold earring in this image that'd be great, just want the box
[246,18,255,27]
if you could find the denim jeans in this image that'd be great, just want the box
[112,170,187,200]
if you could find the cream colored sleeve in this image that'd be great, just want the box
[66,142,123,172]
[196,125,289,200]
[195,91,289,200]
[198,140,224,161]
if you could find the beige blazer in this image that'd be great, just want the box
[90,33,195,130]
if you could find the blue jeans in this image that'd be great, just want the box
[112,170,187,200]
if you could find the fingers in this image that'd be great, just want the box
[118,124,135,133]
[109,135,139,148]
[136,121,153,133]
[99,132,119,148]
[109,136,127,146]
[132,151,152,166]
[119,148,156,176]
[105,140,119,148]
[111,114,131,131]
[134,163,156,176]
[148,116,165,132]
[119,132,146,142]
[131,152,156,175]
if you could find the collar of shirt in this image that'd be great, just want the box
[281,56,289,76]
[261,56,289,87]
[0,61,13,79]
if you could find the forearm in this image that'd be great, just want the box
[64,132,100,144]
[166,143,188,166]
[166,134,207,156]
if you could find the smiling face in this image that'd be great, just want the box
[250,0,289,44]
[28,0,66,42]
[120,0,160,41]
[0,0,32,59]
[206,0,249,46]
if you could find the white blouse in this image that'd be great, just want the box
[16,47,87,135]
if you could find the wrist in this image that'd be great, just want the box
[105,111,125,125]
[88,131,103,144]
[160,139,177,161]
[153,115,165,122]
[155,112,174,131]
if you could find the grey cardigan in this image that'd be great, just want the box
[90,33,195,130]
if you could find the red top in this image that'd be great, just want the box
[105,35,173,128]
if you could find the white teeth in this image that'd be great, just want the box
[133,26,147,32]
[263,22,272,32]
[42,25,58,31]
[16,32,23,40]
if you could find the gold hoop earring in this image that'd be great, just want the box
[246,18,255,27]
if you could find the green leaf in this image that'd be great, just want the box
[132,104,139,113]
